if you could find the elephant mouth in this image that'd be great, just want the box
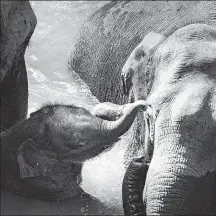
[121,73,133,95]
[144,107,156,163]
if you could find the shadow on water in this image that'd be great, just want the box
[1,189,120,215]
[1,1,127,215]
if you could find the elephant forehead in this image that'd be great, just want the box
[170,81,213,120]
[50,120,97,137]
[49,108,95,127]
[157,25,216,66]
[172,23,216,42]
[46,113,100,143]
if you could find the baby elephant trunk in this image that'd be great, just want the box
[101,100,149,139]
[122,157,149,216]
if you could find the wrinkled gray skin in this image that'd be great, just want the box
[121,24,216,215]
[0,1,37,131]
[92,101,156,163]
[70,1,216,165]
[91,102,129,121]
[92,101,154,121]
[122,157,149,216]
[1,101,148,200]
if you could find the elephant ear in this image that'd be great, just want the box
[17,139,59,179]
[142,32,165,52]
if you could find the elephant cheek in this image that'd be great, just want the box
[144,162,215,215]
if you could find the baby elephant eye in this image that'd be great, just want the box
[77,141,87,148]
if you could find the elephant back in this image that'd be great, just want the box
[69,1,216,165]
[0,1,37,132]
[69,1,216,104]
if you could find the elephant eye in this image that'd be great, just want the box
[77,141,87,148]
[135,49,145,61]
[141,50,145,57]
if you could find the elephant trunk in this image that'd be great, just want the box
[122,157,149,216]
[144,122,216,215]
[100,100,149,139]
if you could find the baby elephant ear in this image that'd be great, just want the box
[17,139,58,179]
[17,139,40,178]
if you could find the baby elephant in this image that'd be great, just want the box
[1,101,149,200]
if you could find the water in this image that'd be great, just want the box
[4,1,133,214]
[26,1,110,114]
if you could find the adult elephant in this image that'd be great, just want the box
[121,23,216,215]
[69,1,216,164]
[0,1,37,131]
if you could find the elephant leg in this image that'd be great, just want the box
[211,172,216,213]
[122,156,149,216]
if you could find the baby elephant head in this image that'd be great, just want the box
[17,102,149,179]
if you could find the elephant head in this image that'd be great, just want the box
[121,24,216,215]
[70,1,216,171]
[121,32,165,98]
[1,101,149,199]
